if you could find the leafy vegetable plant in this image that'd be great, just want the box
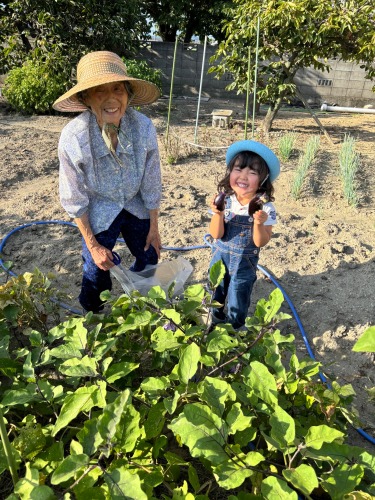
[0,262,374,499]
[339,134,360,207]
[290,135,320,200]
[278,132,298,161]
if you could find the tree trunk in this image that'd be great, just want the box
[159,24,178,42]
[184,16,196,43]
[15,22,33,52]
[184,27,194,44]
[261,97,284,134]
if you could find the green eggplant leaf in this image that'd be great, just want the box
[177,342,200,384]
[304,425,344,449]
[51,453,90,485]
[59,355,98,377]
[52,384,106,436]
[283,464,319,495]
[104,466,147,499]
[261,476,299,499]
[352,326,375,352]
[169,403,228,465]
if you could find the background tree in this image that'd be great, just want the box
[0,0,149,74]
[142,0,232,43]
[210,0,375,133]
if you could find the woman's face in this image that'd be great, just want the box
[83,82,129,128]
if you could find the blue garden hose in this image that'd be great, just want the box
[0,220,82,315]
[0,221,374,445]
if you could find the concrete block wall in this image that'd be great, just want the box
[137,41,374,107]
[138,41,240,100]
[294,59,374,107]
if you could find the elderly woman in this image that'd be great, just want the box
[53,51,162,313]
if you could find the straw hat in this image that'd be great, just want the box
[53,51,160,112]
[226,140,280,182]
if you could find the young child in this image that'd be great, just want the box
[208,140,280,330]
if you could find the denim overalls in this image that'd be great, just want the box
[209,196,259,329]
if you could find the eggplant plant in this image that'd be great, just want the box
[0,261,374,499]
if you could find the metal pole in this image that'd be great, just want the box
[244,45,251,140]
[252,15,260,139]
[166,37,179,143]
[194,36,207,144]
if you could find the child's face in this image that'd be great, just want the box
[229,161,260,201]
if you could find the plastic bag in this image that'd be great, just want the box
[110,256,193,297]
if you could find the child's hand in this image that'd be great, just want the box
[210,194,225,214]
[253,210,268,225]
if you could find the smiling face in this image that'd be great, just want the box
[229,161,261,204]
[83,81,129,128]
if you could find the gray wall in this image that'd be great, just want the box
[138,41,374,107]
[138,41,239,100]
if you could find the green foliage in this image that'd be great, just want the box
[339,134,360,207]
[3,58,69,114]
[0,0,148,74]
[210,0,375,131]
[124,58,163,93]
[353,326,375,353]
[142,0,232,43]
[278,132,298,161]
[0,265,374,498]
[0,269,62,335]
[290,135,320,200]
[2,54,162,115]
[352,326,375,445]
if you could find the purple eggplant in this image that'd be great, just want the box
[248,192,269,216]
[214,192,226,211]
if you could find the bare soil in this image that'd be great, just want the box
[0,96,374,452]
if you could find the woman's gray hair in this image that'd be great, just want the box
[123,81,134,103]
[77,90,88,106]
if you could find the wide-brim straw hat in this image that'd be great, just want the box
[53,51,160,112]
[226,140,280,182]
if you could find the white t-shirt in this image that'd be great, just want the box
[230,194,277,226]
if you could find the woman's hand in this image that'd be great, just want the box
[146,209,161,258]
[145,226,162,258]
[75,214,115,271]
[90,244,115,270]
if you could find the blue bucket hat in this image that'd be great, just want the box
[226,140,280,182]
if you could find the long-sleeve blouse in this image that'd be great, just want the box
[58,107,162,235]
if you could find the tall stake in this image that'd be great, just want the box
[252,15,260,139]
[194,36,208,144]
[244,45,251,140]
[166,37,179,144]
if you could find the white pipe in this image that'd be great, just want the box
[321,103,375,114]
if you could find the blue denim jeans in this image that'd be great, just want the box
[79,209,158,312]
[209,198,259,329]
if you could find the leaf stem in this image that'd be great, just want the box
[60,464,99,498]
[207,325,269,376]
[0,407,18,486]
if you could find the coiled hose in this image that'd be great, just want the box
[0,220,374,445]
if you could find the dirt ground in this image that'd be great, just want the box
[0,96,374,452]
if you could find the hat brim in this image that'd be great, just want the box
[53,74,160,112]
[226,140,280,182]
